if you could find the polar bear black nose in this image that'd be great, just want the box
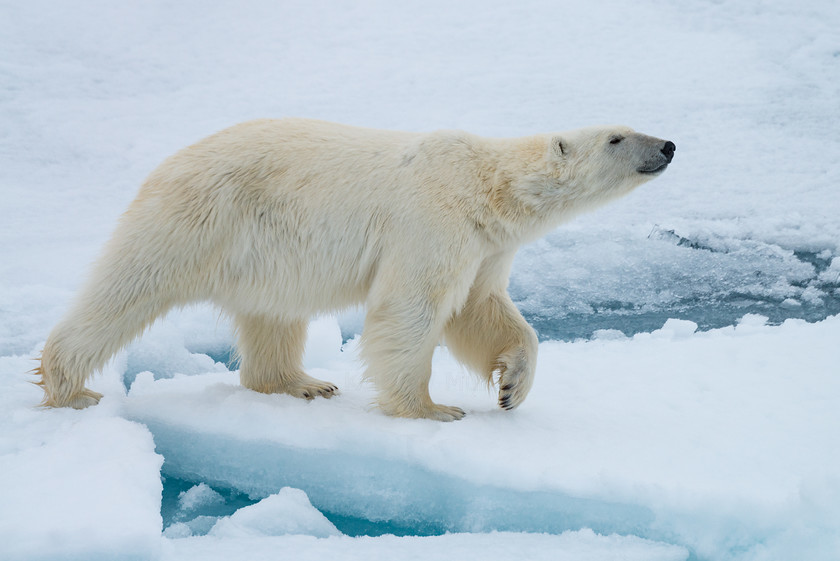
[661,141,676,163]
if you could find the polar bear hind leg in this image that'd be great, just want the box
[36,248,179,408]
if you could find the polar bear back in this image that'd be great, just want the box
[129,119,491,317]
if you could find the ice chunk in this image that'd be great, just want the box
[736,314,769,327]
[0,357,163,561]
[163,522,194,539]
[208,488,341,538]
[591,329,627,341]
[179,483,225,513]
[651,318,698,339]
[818,257,840,284]
[164,516,219,538]
[800,286,825,306]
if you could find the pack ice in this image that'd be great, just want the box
[2,0,839,560]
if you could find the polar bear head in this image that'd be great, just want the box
[530,125,675,213]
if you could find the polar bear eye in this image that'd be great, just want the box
[609,136,624,145]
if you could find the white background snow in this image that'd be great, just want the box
[1,1,839,560]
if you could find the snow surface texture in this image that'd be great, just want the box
[1,0,839,560]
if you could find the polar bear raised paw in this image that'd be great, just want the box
[497,347,534,411]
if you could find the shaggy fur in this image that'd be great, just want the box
[36,118,673,420]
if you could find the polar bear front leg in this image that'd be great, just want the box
[360,294,465,422]
[445,290,538,411]
[235,315,338,399]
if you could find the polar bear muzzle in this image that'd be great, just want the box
[637,139,676,175]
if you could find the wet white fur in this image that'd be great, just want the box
[36,118,669,420]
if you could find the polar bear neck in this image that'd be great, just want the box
[461,134,593,247]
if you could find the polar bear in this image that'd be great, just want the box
[36,118,674,420]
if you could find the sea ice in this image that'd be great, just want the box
[178,483,225,513]
[2,0,839,560]
[120,315,840,561]
[208,488,341,539]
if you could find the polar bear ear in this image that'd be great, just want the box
[551,136,566,157]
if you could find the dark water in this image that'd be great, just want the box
[526,292,840,341]
[523,247,840,341]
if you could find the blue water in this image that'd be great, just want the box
[161,474,440,537]
[526,292,840,342]
[523,247,840,342]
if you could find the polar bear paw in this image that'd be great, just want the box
[68,388,104,409]
[379,400,465,421]
[286,375,339,400]
[41,387,103,409]
[426,403,466,422]
[496,347,534,411]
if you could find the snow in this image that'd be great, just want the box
[1,0,839,560]
[160,530,686,561]
[0,362,163,561]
